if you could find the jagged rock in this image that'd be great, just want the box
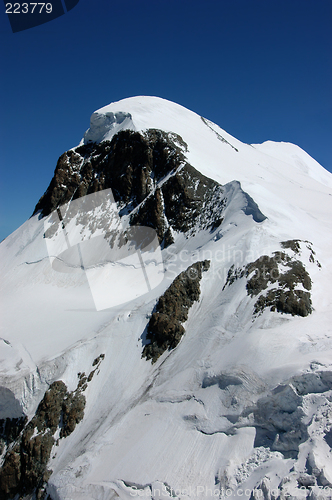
[0,380,86,499]
[246,252,312,317]
[0,446,21,498]
[246,252,312,297]
[0,416,27,455]
[223,248,313,317]
[60,390,85,438]
[0,355,106,498]
[142,260,210,363]
[33,129,186,217]
[281,239,321,268]
[161,163,225,235]
[33,129,226,247]
[130,187,168,243]
[20,431,54,493]
[92,353,105,366]
[222,265,245,290]
[281,239,301,254]
[33,381,68,434]
[253,288,312,317]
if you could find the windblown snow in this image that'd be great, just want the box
[1,96,332,500]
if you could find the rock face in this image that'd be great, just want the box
[33,129,226,247]
[0,380,85,499]
[223,244,314,318]
[0,416,27,445]
[246,251,312,317]
[0,416,27,461]
[142,260,210,363]
[0,352,107,500]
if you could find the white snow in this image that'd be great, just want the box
[1,96,332,499]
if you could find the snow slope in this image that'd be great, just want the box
[1,96,332,500]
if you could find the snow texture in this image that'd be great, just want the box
[1,96,332,500]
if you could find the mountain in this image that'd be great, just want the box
[1,96,332,500]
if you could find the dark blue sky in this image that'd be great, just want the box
[0,0,331,241]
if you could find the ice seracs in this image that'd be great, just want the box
[83,110,135,144]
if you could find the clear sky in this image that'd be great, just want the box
[0,0,331,242]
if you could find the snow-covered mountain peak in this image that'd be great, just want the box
[83,96,205,142]
[253,140,332,188]
[82,95,242,153]
[1,97,332,500]
[82,96,332,212]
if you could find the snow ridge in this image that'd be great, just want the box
[1,96,332,500]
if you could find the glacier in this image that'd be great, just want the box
[0,96,332,500]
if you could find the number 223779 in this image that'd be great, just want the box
[6,3,53,14]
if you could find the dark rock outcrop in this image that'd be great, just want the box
[281,239,321,268]
[33,129,226,247]
[0,416,27,454]
[0,380,85,499]
[33,129,187,218]
[0,354,105,499]
[246,252,312,317]
[142,260,210,363]
[280,239,301,254]
[223,247,313,317]
[160,164,225,235]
